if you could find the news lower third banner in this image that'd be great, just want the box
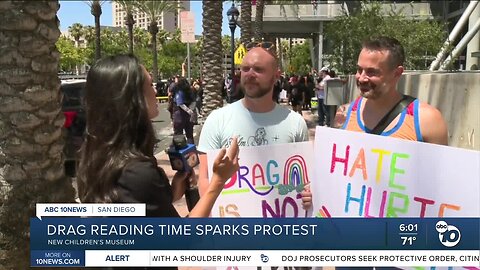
[30,217,479,267]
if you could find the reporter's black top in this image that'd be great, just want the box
[109,161,179,270]
[116,160,180,217]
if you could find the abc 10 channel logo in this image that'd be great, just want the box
[435,221,461,247]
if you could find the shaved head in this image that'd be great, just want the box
[240,47,280,99]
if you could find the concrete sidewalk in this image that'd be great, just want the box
[155,108,319,216]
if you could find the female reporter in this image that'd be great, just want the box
[76,55,239,218]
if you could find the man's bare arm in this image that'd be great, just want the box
[419,103,448,145]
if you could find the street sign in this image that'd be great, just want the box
[234,44,247,65]
[180,11,195,43]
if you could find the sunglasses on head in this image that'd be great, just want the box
[245,41,275,52]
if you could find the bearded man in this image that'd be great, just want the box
[197,42,309,201]
[334,36,448,145]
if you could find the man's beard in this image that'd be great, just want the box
[242,82,271,99]
[357,81,378,99]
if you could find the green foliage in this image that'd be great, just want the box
[222,35,242,55]
[324,0,447,74]
[114,0,137,15]
[68,23,84,43]
[289,42,311,74]
[157,40,187,78]
[83,26,95,44]
[62,22,203,79]
[82,28,127,65]
[56,36,84,72]
[134,0,179,21]
[133,27,150,46]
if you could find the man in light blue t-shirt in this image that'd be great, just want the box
[197,42,309,202]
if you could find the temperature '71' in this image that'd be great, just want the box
[401,236,417,245]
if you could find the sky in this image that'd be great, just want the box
[58,0,240,37]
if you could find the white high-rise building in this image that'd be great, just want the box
[112,1,190,32]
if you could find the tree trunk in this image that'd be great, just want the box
[201,0,224,117]
[94,15,101,60]
[149,21,159,83]
[254,0,265,42]
[0,1,76,268]
[126,13,134,55]
[75,37,81,74]
[240,0,253,44]
[91,1,102,61]
[277,37,284,71]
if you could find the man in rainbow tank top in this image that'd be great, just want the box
[333,36,448,145]
[331,37,449,270]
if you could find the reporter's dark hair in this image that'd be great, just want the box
[77,54,157,203]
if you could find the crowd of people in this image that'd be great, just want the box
[276,67,338,127]
[155,63,341,132]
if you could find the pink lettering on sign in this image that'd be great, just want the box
[330,143,350,176]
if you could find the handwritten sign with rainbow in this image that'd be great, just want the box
[311,126,480,218]
[207,141,314,217]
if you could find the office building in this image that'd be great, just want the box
[112,1,190,32]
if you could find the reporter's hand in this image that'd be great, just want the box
[189,169,197,186]
[211,137,240,186]
[171,170,193,201]
[300,184,312,210]
[188,138,239,218]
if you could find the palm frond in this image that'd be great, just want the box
[83,0,107,8]
[135,0,179,21]
[114,0,137,14]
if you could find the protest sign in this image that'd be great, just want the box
[311,126,480,218]
[207,141,315,217]
[206,127,479,218]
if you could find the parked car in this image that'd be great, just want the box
[156,79,169,97]
[61,78,86,177]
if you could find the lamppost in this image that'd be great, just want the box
[227,3,239,103]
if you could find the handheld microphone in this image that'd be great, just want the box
[167,135,199,172]
[167,135,200,211]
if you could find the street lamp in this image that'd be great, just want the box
[227,3,239,103]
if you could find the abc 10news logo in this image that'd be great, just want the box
[435,221,461,247]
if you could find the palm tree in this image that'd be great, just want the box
[135,0,179,83]
[156,29,172,49]
[83,25,96,45]
[68,23,84,74]
[114,0,137,54]
[201,0,224,117]
[133,27,150,46]
[253,0,265,41]
[240,0,253,44]
[0,1,76,268]
[85,0,106,61]
[68,22,84,47]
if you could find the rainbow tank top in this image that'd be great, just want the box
[341,97,423,142]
